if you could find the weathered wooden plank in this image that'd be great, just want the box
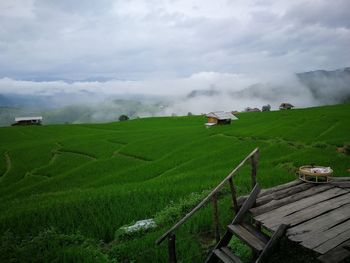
[250,184,333,216]
[214,249,235,263]
[256,187,348,223]
[241,222,270,244]
[287,202,350,242]
[228,177,239,214]
[233,184,260,224]
[237,180,303,206]
[256,224,289,263]
[251,152,258,189]
[332,177,350,182]
[301,219,350,250]
[264,192,350,230]
[212,193,221,242]
[256,183,314,206]
[331,182,350,188]
[205,231,233,263]
[221,247,243,263]
[314,227,350,254]
[228,224,266,252]
[318,240,350,263]
[258,180,303,198]
[168,234,177,263]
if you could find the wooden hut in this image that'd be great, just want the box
[279,103,294,110]
[12,116,43,126]
[205,111,237,127]
[245,107,261,112]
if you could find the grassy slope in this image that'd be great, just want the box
[0,103,349,262]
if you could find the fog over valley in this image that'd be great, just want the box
[0,0,349,125]
[0,67,349,125]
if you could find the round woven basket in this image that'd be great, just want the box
[298,165,333,183]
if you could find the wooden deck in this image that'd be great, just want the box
[249,178,350,263]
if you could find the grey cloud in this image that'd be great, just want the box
[0,0,349,86]
[285,0,350,28]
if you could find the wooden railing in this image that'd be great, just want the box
[155,147,260,263]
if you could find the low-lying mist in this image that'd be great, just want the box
[0,67,349,125]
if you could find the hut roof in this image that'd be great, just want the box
[206,111,238,120]
[245,107,261,112]
[279,103,294,108]
[15,116,43,122]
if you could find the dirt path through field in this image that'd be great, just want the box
[2,152,12,177]
[114,151,152,162]
[57,149,97,160]
[317,121,339,138]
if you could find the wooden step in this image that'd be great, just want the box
[228,223,268,252]
[214,248,243,263]
[221,247,243,263]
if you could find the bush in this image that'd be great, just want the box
[312,142,328,149]
[154,190,209,226]
[262,104,271,111]
[118,115,129,121]
[0,229,115,263]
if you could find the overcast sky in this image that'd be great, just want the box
[0,0,349,95]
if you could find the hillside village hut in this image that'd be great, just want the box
[279,103,294,110]
[12,116,43,126]
[245,107,261,112]
[205,111,237,127]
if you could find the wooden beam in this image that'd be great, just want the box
[255,224,289,263]
[229,177,239,214]
[156,148,259,245]
[168,234,177,263]
[251,150,259,188]
[233,184,260,224]
[212,193,221,243]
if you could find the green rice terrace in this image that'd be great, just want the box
[0,103,350,263]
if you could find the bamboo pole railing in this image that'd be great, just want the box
[155,147,260,262]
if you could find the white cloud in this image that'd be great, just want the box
[0,0,349,91]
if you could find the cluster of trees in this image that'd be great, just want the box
[118,114,129,121]
[262,104,271,111]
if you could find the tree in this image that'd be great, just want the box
[119,114,129,121]
[262,104,271,111]
[187,112,193,116]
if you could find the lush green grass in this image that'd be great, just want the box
[0,103,350,262]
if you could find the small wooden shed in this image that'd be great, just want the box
[245,107,261,112]
[12,116,43,126]
[205,111,237,126]
[279,103,294,110]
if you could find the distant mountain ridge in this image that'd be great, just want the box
[1,67,349,126]
[297,67,350,103]
[186,67,350,104]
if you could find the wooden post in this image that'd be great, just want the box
[228,177,239,214]
[251,150,259,189]
[212,193,221,242]
[168,234,177,263]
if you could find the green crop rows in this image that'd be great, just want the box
[0,103,349,262]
